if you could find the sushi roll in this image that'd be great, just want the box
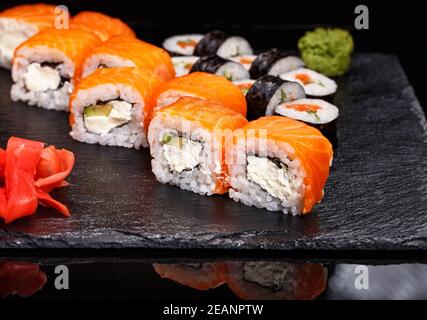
[225,261,327,300]
[162,34,204,56]
[227,116,333,215]
[153,262,226,290]
[0,4,56,69]
[245,75,305,120]
[190,55,250,81]
[11,28,101,111]
[249,48,305,79]
[154,72,247,116]
[194,30,253,58]
[148,97,248,195]
[71,11,135,42]
[232,79,255,96]
[280,68,337,98]
[275,98,339,145]
[69,67,163,149]
[230,54,257,70]
[171,56,199,77]
[79,35,175,82]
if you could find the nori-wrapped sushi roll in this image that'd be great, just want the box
[249,48,305,79]
[275,98,339,146]
[190,55,250,81]
[245,75,305,120]
[194,30,253,58]
[280,68,337,101]
[162,34,204,56]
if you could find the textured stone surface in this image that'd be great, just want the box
[0,53,426,250]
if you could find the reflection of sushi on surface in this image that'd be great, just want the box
[172,56,199,77]
[163,34,204,56]
[225,261,327,300]
[232,79,256,96]
[190,55,250,81]
[153,262,226,290]
[280,68,337,98]
[194,30,253,59]
[0,261,47,298]
[153,261,327,300]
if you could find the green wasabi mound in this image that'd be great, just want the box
[298,28,354,77]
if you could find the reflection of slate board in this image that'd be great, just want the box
[0,53,426,250]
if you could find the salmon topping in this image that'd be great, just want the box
[286,104,321,112]
[295,73,312,85]
[177,39,197,49]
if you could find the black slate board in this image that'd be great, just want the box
[1,53,427,251]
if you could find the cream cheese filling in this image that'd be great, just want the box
[246,155,294,201]
[24,63,61,92]
[84,100,132,135]
[162,134,203,173]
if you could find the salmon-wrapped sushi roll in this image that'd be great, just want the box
[71,11,135,42]
[148,97,248,195]
[0,4,56,69]
[153,262,226,291]
[154,72,247,117]
[79,35,175,82]
[11,28,101,111]
[227,116,333,214]
[70,67,163,149]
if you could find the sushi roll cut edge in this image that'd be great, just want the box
[245,75,305,120]
[227,116,333,215]
[148,96,248,196]
[11,28,101,111]
[249,48,305,79]
[163,34,204,56]
[69,67,164,149]
[190,55,250,81]
[194,30,253,58]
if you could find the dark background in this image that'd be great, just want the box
[1,1,427,302]
[1,0,426,111]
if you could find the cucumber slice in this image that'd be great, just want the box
[84,104,113,117]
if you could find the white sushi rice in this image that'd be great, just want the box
[217,36,253,58]
[228,137,305,215]
[275,98,339,124]
[280,68,337,97]
[216,61,250,80]
[162,34,204,56]
[172,56,199,77]
[229,54,257,70]
[81,53,135,78]
[11,46,75,111]
[69,83,148,149]
[148,114,224,195]
[268,56,305,76]
[264,81,306,116]
[0,18,38,69]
